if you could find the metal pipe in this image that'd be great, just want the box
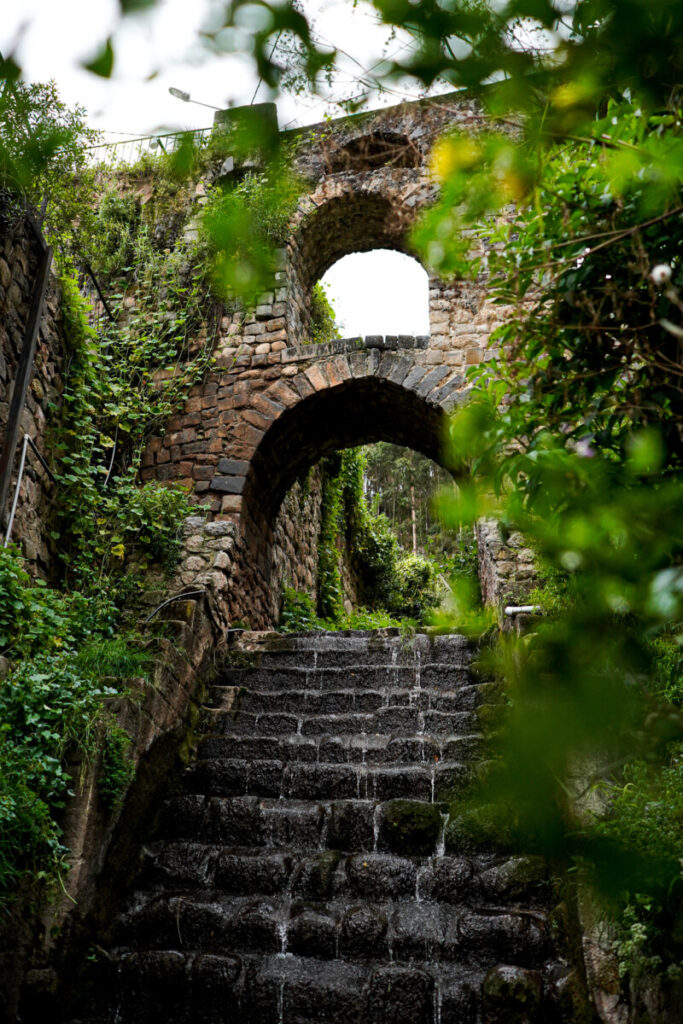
[26,434,55,481]
[103,424,119,487]
[3,434,29,547]
[503,605,542,615]
[145,589,207,623]
[82,261,116,323]
[3,434,55,547]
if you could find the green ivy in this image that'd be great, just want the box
[0,103,224,908]
[98,726,134,813]
[52,211,212,598]
[309,281,341,344]
[0,546,153,906]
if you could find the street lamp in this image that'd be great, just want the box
[168,87,222,112]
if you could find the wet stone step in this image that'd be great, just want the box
[141,839,549,907]
[115,889,551,970]
[83,950,574,1024]
[216,664,475,692]
[240,955,488,1024]
[207,682,492,715]
[73,631,575,1024]
[183,759,472,801]
[159,786,468,849]
[196,731,486,766]
[241,635,474,671]
[201,707,478,739]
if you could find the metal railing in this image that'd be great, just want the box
[85,128,213,167]
[3,433,55,548]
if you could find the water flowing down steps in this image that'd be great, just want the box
[77,631,584,1024]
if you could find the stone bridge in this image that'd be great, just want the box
[0,93,605,1024]
[141,94,527,628]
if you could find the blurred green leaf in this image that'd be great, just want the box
[81,38,115,78]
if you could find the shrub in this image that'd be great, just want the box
[279,587,325,633]
[309,281,341,344]
[392,554,439,619]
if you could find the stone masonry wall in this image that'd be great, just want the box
[173,464,324,630]
[139,92,527,628]
[0,212,65,574]
[476,518,539,608]
[271,464,323,610]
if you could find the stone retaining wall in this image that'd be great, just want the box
[0,212,66,573]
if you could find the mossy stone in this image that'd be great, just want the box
[381,799,441,855]
[477,703,507,730]
[482,965,543,1023]
[293,850,342,899]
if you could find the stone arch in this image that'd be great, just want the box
[249,366,455,522]
[226,347,465,626]
[286,171,438,343]
[321,130,423,174]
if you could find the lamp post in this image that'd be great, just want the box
[168,87,222,112]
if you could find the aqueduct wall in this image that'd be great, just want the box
[0,95,611,1023]
[140,94,533,627]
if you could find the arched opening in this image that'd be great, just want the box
[287,189,432,345]
[227,371,472,630]
[271,439,478,631]
[316,250,429,339]
[321,131,422,174]
[248,376,451,522]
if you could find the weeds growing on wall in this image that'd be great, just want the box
[0,546,152,906]
[53,233,208,597]
[200,155,302,302]
[309,281,342,344]
[0,84,231,909]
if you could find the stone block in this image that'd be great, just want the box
[364,966,434,1024]
[217,458,249,476]
[242,408,273,431]
[482,965,543,1023]
[265,317,286,332]
[244,322,265,336]
[416,364,450,398]
[340,905,388,960]
[221,495,242,513]
[303,362,329,391]
[210,475,246,494]
[382,355,413,386]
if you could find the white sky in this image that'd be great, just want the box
[0,0,426,134]
[321,251,430,336]
[1,0,437,334]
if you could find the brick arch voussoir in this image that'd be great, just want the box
[244,358,465,528]
[288,172,436,296]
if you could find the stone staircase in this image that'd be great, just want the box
[78,631,581,1024]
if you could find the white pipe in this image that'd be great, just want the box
[3,434,29,547]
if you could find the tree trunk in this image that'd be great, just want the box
[410,484,417,555]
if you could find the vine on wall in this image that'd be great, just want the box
[280,448,440,632]
[0,90,238,910]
